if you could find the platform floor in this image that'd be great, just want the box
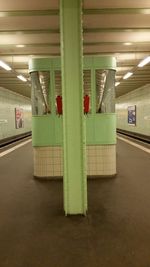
[0,138,150,267]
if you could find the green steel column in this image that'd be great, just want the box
[60,0,87,215]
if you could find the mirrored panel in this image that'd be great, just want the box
[96,69,115,113]
[30,71,50,115]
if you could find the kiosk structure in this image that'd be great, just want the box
[29,56,116,214]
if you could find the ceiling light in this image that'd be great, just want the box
[123,72,133,80]
[138,56,150,67]
[124,42,132,46]
[16,44,25,48]
[115,82,120,86]
[17,75,27,82]
[0,60,11,71]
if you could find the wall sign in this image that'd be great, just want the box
[128,105,136,126]
[15,108,24,129]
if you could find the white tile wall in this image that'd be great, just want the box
[0,87,31,140]
[116,84,150,136]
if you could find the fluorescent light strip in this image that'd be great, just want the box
[16,44,25,48]
[123,72,133,80]
[17,75,27,82]
[138,56,150,67]
[0,60,11,71]
[0,60,28,84]
[124,42,132,46]
[115,82,120,86]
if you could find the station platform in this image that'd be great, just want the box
[0,136,150,267]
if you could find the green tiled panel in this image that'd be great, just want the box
[29,56,116,73]
[32,115,63,146]
[0,87,31,140]
[29,58,61,72]
[86,114,116,144]
[32,114,116,146]
[83,56,116,70]
[116,84,150,136]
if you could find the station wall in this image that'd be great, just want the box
[0,87,31,141]
[116,84,150,137]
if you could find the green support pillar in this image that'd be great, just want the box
[60,0,87,215]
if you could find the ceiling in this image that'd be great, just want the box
[0,0,150,98]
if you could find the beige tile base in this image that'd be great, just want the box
[33,146,63,177]
[87,145,116,176]
[33,145,116,178]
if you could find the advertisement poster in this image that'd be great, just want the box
[128,105,136,126]
[15,108,24,129]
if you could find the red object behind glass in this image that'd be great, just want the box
[56,95,63,115]
[84,95,90,114]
